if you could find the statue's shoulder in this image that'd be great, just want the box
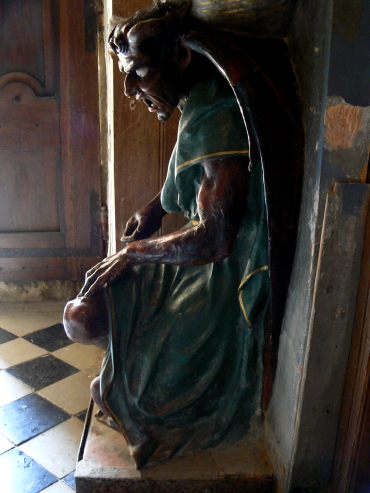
[183,27,304,343]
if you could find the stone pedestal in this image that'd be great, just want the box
[75,401,275,492]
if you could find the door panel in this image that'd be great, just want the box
[0,150,60,233]
[0,0,46,83]
[0,0,101,281]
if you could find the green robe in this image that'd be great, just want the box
[100,76,269,468]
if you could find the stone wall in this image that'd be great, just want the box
[191,0,296,36]
[267,0,370,490]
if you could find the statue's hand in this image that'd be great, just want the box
[78,251,131,298]
[121,201,165,244]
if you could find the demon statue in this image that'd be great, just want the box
[63,0,303,469]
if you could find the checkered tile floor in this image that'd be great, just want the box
[0,302,104,493]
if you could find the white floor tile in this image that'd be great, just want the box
[39,480,74,492]
[53,343,104,374]
[0,310,63,337]
[0,338,47,369]
[0,433,14,454]
[19,418,84,478]
[38,371,91,415]
[0,371,33,406]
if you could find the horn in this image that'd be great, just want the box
[127,1,191,50]
[127,17,174,50]
[108,20,132,54]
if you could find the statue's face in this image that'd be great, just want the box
[117,49,182,121]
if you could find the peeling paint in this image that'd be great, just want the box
[359,161,369,183]
[324,97,369,151]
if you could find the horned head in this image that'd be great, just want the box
[108,1,192,60]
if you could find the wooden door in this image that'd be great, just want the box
[0,0,101,281]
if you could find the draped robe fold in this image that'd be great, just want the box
[100,75,269,468]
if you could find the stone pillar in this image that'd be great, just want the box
[266,0,370,490]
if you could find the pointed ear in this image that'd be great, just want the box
[177,39,192,72]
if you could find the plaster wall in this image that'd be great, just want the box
[0,281,78,302]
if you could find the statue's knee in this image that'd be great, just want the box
[63,296,108,345]
[63,299,90,343]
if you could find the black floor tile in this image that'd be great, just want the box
[0,327,17,344]
[0,393,70,445]
[63,471,76,490]
[7,354,78,390]
[75,409,88,423]
[0,448,57,493]
[23,323,73,352]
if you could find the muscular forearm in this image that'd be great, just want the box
[80,214,234,298]
[124,160,246,266]
[79,158,247,298]
[125,215,234,266]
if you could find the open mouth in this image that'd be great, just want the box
[141,97,170,120]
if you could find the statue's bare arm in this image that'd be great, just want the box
[79,157,248,298]
[120,191,167,244]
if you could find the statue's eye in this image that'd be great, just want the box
[135,67,149,79]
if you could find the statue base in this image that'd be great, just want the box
[75,400,275,492]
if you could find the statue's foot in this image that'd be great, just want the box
[94,410,120,431]
[130,441,159,470]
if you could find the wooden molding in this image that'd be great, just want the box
[332,198,370,491]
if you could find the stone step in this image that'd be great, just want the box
[75,401,275,493]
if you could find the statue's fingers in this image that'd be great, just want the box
[79,264,106,296]
[78,277,96,297]
[125,218,144,235]
[123,217,138,237]
[120,232,136,243]
[87,252,119,277]
[85,268,98,283]
[83,260,121,298]
[121,220,146,242]
[84,257,109,280]
[80,270,105,297]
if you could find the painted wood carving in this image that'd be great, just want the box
[64,0,303,469]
